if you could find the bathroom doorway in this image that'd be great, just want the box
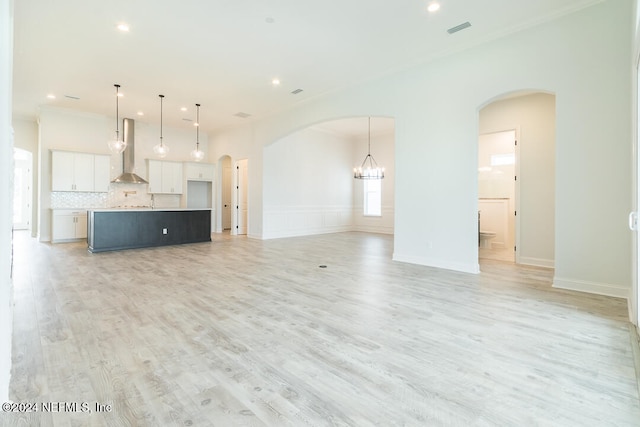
[478,130,517,262]
[478,91,556,269]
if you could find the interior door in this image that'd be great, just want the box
[236,159,248,235]
[222,165,232,230]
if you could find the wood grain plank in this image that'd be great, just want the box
[5,231,640,426]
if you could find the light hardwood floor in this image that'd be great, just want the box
[2,231,640,426]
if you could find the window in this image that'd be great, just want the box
[364,179,382,216]
[491,153,515,166]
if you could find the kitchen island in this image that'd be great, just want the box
[87,208,211,253]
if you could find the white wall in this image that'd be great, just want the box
[0,0,12,403]
[12,117,38,237]
[633,0,640,330]
[479,93,556,267]
[210,1,632,297]
[37,107,209,241]
[263,126,354,238]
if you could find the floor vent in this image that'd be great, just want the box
[447,21,471,34]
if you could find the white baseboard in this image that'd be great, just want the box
[352,224,394,235]
[393,252,480,274]
[262,226,352,240]
[553,276,629,299]
[518,256,555,268]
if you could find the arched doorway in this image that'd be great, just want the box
[262,117,395,239]
[478,91,556,268]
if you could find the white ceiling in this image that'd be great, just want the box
[12,0,601,135]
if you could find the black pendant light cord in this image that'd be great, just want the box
[159,94,164,146]
[114,84,120,137]
[196,103,200,151]
[361,117,379,168]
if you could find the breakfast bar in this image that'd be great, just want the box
[87,208,211,253]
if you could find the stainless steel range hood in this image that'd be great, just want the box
[112,118,148,184]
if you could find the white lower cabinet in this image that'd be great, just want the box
[52,209,88,242]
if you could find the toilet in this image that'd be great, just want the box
[479,231,496,248]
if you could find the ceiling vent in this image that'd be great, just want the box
[234,112,251,118]
[64,95,80,100]
[447,21,471,34]
[291,89,303,95]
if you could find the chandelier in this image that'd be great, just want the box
[354,117,384,179]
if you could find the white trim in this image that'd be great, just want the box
[352,224,394,235]
[393,252,480,275]
[553,276,629,299]
[518,256,555,269]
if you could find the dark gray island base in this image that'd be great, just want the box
[88,209,211,252]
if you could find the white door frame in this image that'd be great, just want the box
[478,128,520,264]
[13,148,32,231]
[233,159,248,236]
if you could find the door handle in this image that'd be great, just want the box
[629,211,638,231]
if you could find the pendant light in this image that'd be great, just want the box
[190,103,205,162]
[153,94,169,158]
[107,84,127,154]
[354,117,384,179]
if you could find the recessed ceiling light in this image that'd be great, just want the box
[427,2,440,12]
[181,107,187,111]
[117,92,124,97]
[272,78,280,86]
[117,23,130,32]
[46,94,55,99]
[137,111,144,116]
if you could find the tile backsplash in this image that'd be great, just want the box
[50,184,182,209]
[51,191,108,209]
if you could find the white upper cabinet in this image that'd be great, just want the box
[93,155,111,192]
[147,160,183,194]
[185,162,215,182]
[51,150,110,192]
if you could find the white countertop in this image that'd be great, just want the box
[88,207,212,212]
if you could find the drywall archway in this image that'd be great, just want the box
[263,116,395,239]
[477,90,556,268]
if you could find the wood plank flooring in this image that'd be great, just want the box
[2,231,639,426]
